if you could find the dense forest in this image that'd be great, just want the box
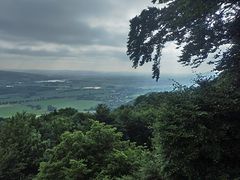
[0,72,240,179]
[0,0,240,179]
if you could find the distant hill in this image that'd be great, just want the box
[0,70,51,82]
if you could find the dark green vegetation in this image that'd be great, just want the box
[0,70,191,118]
[1,0,240,179]
[0,72,239,179]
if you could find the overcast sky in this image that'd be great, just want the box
[0,0,212,76]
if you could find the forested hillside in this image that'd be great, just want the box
[0,71,239,179]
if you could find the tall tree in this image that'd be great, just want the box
[127,0,240,80]
[0,113,48,180]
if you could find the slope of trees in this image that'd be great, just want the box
[0,72,239,179]
[0,110,146,180]
[150,76,240,179]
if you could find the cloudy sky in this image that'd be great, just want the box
[0,0,212,75]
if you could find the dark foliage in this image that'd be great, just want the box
[127,0,240,80]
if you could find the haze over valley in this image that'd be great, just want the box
[0,70,194,117]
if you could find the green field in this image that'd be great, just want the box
[0,98,101,118]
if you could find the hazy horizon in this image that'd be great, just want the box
[0,0,213,76]
[0,68,214,81]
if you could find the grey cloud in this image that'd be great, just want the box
[0,0,129,46]
[0,0,171,73]
[0,19,124,46]
[81,49,128,60]
[0,43,127,61]
[0,46,73,57]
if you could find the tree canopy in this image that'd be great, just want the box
[127,0,240,80]
[37,121,144,180]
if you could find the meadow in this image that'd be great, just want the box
[0,99,101,117]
